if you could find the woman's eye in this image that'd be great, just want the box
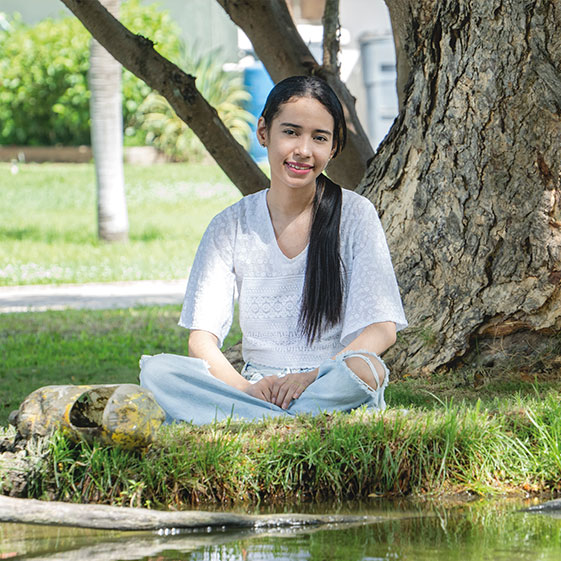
[315,136,328,142]
[283,129,296,136]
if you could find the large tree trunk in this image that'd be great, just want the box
[89,0,129,242]
[216,0,373,189]
[363,0,561,373]
[62,0,561,374]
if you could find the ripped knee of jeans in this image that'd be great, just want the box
[341,351,387,391]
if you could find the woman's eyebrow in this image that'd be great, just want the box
[280,122,332,135]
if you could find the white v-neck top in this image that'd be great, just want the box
[179,188,407,369]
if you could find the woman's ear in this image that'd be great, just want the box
[256,116,268,147]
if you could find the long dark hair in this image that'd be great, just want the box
[260,76,347,344]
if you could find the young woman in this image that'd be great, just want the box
[140,75,407,425]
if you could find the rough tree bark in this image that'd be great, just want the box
[216,0,373,189]
[61,0,268,196]
[90,0,129,242]
[362,0,561,373]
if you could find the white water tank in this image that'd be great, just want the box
[359,32,398,150]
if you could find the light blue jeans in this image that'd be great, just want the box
[139,351,389,425]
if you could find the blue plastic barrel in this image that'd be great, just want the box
[243,62,274,163]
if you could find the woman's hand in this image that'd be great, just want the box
[272,371,318,408]
[246,370,317,409]
[245,377,274,402]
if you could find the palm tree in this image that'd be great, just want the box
[88,0,128,242]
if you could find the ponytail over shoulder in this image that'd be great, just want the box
[259,75,347,344]
[298,174,344,344]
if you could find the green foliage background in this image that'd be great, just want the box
[136,44,254,160]
[0,0,250,152]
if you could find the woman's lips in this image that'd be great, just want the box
[285,161,313,175]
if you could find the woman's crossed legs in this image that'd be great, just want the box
[139,350,389,425]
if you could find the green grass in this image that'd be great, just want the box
[0,306,241,426]
[2,307,561,505]
[0,162,241,285]
[10,395,561,507]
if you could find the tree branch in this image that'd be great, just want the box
[216,0,374,189]
[384,0,415,110]
[322,0,340,74]
[0,495,377,531]
[60,0,268,196]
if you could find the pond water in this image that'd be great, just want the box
[1,498,560,560]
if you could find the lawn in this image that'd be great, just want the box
[3,162,561,504]
[0,305,242,427]
[0,160,245,421]
[3,303,560,427]
[3,305,561,504]
[0,162,242,285]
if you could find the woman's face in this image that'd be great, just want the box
[257,96,336,195]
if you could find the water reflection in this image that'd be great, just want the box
[1,499,560,561]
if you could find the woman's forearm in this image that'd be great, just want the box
[339,321,397,356]
[188,330,251,391]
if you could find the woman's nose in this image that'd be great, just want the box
[294,136,312,157]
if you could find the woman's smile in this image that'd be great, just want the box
[285,161,314,175]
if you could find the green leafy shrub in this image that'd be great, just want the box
[136,45,254,161]
[0,0,181,146]
[0,14,90,145]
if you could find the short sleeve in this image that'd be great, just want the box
[179,209,236,347]
[340,199,408,346]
